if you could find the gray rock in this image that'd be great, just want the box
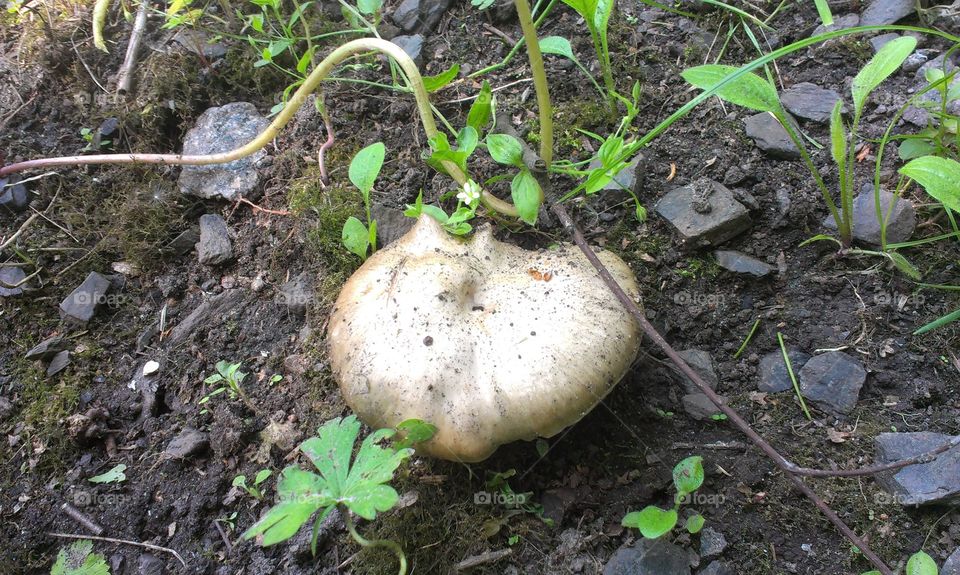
[540,487,576,525]
[682,393,726,421]
[700,561,735,575]
[780,83,843,123]
[164,428,210,459]
[98,117,120,138]
[603,538,691,575]
[875,432,960,506]
[655,181,751,248]
[944,546,960,575]
[587,155,643,196]
[166,227,201,256]
[798,352,866,414]
[60,271,111,324]
[372,205,414,247]
[0,175,29,213]
[860,0,914,26]
[24,336,67,361]
[178,103,269,201]
[167,289,244,345]
[758,349,810,393]
[812,13,860,36]
[714,250,775,278]
[196,214,233,266]
[822,186,916,245]
[392,0,452,33]
[138,553,165,575]
[902,50,934,73]
[0,266,27,297]
[928,1,960,35]
[743,112,800,159]
[47,350,71,377]
[279,272,313,318]
[672,349,718,394]
[392,34,424,67]
[870,33,900,53]
[700,527,728,558]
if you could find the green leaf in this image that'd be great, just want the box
[467,81,493,132]
[296,47,314,75]
[243,468,332,546]
[457,126,479,157]
[342,216,369,259]
[560,0,599,28]
[914,307,960,335]
[266,38,292,58]
[906,551,939,575]
[887,251,921,280]
[686,514,705,534]
[511,169,542,225]
[89,464,127,484]
[254,469,273,485]
[852,36,917,116]
[897,138,936,161]
[829,99,847,167]
[622,506,678,539]
[471,0,495,9]
[486,133,524,167]
[394,419,437,450]
[349,142,386,197]
[813,0,833,26]
[672,456,704,494]
[899,155,960,213]
[249,13,264,32]
[423,63,460,92]
[681,64,781,113]
[539,36,576,60]
[357,0,381,15]
[799,234,843,248]
[51,540,110,575]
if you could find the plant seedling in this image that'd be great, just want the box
[622,456,706,538]
[233,469,273,500]
[50,539,109,575]
[861,550,940,575]
[558,0,616,106]
[342,141,385,259]
[200,360,259,414]
[88,463,126,484]
[79,128,110,152]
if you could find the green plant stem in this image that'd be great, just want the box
[777,332,811,420]
[0,38,519,217]
[341,506,407,575]
[513,0,553,167]
[733,318,760,359]
[468,0,558,78]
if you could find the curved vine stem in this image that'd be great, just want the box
[341,505,407,575]
[0,38,520,218]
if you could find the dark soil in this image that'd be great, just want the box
[1,1,958,574]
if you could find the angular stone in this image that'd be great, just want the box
[603,538,691,575]
[655,181,751,248]
[0,266,27,297]
[812,13,860,36]
[861,0,914,26]
[758,349,810,393]
[672,349,718,394]
[781,82,843,123]
[798,351,866,414]
[700,527,728,558]
[165,428,210,459]
[682,393,725,421]
[47,350,71,377]
[24,336,67,361]
[700,562,735,575]
[822,186,916,245]
[178,103,269,201]
[60,272,111,324]
[372,205,414,247]
[944,546,960,575]
[196,214,233,266]
[391,0,452,33]
[875,432,960,506]
[0,175,29,213]
[137,553,165,575]
[714,250,775,278]
[392,34,424,67]
[540,487,576,525]
[871,33,900,53]
[278,272,313,318]
[744,113,800,159]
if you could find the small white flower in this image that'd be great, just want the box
[456,180,481,204]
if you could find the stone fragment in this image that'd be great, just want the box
[798,352,866,414]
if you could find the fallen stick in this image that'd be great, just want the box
[48,532,186,567]
[116,0,151,97]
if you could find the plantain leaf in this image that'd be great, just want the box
[900,155,960,213]
[423,63,460,92]
[852,36,917,116]
[681,64,781,113]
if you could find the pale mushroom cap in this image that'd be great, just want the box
[328,215,641,462]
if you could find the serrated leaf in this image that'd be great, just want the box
[622,506,678,539]
[89,464,126,484]
[467,81,493,132]
[686,514,705,534]
[511,169,542,225]
[673,456,704,494]
[51,539,110,575]
[423,63,460,92]
[341,217,369,259]
[682,64,781,113]
[486,133,524,167]
[899,155,960,213]
[852,36,917,116]
[906,551,938,575]
[349,142,385,197]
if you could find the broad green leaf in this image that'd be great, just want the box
[243,469,331,545]
[686,514,706,534]
[672,456,704,494]
[682,64,781,113]
[348,142,386,197]
[300,416,362,495]
[622,506,678,539]
[51,540,110,575]
[899,155,960,213]
[357,0,381,15]
[467,81,493,132]
[539,36,576,60]
[584,166,615,195]
[89,464,127,484]
[897,138,936,161]
[511,169,542,225]
[250,13,264,32]
[255,469,273,485]
[471,0,495,9]
[423,63,460,92]
[486,133,524,167]
[914,307,960,335]
[457,126,479,157]
[296,48,314,75]
[852,36,917,116]
[266,39,292,58]
[341,217,369,259]
[560,0,599,27]
[906,551,938,575]
[594,0,614,47]
[829,99,847,167]
[395,419,437,450]
[887,251,921,280]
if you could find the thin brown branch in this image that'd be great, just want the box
[235,197,291,216]
[47,532,186,567]
[116,0,150,97]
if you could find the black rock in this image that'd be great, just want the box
[279,272,314,318]
[655,180,751,248]
[822,185,916,245]
[743,113,800,159]
[700,527,728,558]
[780,82,844,123]
[138,553,165,575]
[24,336,67,361]
[47,350,71,378]
[861,0,915,26]
[98,117,120,137]
[603,538,691,575]
[714,251,775,278]
[682,393,725,421]
[372,205,414,247]
[196,214,233,266]
[672,349,718,394]
[391,0,452,34]
[944,546,960,575]
[392,34,424,67]
[758,349,810,393]
[0,266,27,297]
[798,351,866,414]
[700,561,735,575]
[164,428,210,459]
[540,487,576,525]
[0,175,29,213]
[875,432,960,506]
[59,271,111,324]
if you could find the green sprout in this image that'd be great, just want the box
[233,469,273,500]
[622,456,706,539]
[200,360,259,414]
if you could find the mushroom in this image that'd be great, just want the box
[328,215,641,462]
